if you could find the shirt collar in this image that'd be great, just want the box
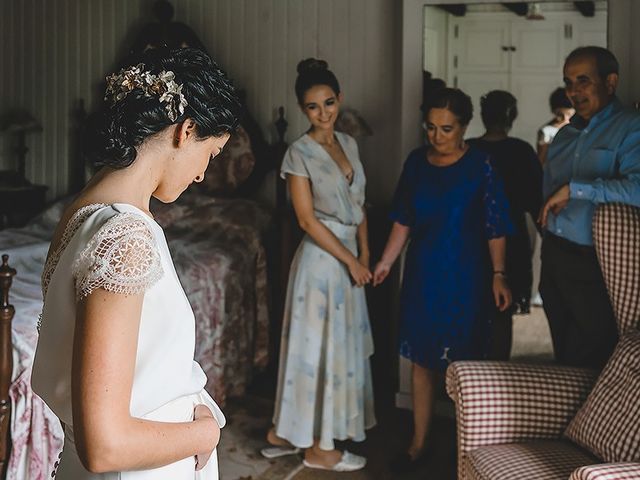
[569,96,621,130]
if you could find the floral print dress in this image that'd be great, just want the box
[273,132,376,450]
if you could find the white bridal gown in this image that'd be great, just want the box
[32,203,224,479]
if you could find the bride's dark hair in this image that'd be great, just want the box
[84,47,240,169]
[294,58,341,104]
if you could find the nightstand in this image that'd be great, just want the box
[0,182,47,229]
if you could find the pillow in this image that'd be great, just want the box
[196,125,255,195]
[564,330,640,462]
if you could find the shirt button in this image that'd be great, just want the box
[577,189,583,196]
[575,153,579,158]
[556,228,563,234]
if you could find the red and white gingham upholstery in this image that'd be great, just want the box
[464,441,598,480]
[446,362,597,479]
[446,203,640,479]
[570,462,640,480]
[565,331,640,463]
[593,203,640,334]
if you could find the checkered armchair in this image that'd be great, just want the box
[446,203,640,480]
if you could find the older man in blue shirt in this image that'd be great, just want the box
[539,46,640,369]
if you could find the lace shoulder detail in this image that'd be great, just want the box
[482,156,513,239]
[72,212,163,299]
[42,203,107,298]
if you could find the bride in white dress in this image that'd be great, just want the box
[31,47,240,479]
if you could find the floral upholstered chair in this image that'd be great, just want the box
[446,203,640,480]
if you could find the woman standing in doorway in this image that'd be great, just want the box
[263,59,376,472]
[373,88,512,472]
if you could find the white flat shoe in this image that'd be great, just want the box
[260,446,301,459]
[303,450,366,472]
[531,293,543,307]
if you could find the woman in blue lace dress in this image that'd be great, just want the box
[373,88,513,472]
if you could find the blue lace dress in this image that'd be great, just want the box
[391,145,512,371]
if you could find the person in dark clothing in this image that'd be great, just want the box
[468,90,543,360]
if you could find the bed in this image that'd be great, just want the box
[0,106,289,479]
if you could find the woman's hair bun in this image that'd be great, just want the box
[297,58,328,75]
[294,57,340,103]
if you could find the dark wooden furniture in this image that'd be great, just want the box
[0,172,47,229]
[0,255,16,478]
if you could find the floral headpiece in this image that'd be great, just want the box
[104,63,188,122]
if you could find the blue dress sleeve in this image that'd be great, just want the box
[389,151,420,227]
[482,156,514,239]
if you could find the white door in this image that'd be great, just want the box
[449,18,510,139]
[509,19,571,145]
[570,12,607,49]
[510,74,564,146]
[451,19,510,74]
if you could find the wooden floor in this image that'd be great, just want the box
[219,307,553,480]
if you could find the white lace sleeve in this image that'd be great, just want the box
[72,213,163,299]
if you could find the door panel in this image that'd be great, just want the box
[511,20,568,74]
[453,20,510,73]
[511,74,564,147]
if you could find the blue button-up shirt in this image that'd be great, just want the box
[544,98,640,245]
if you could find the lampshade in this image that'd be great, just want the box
[0,109,42,181]
[1,110,42,134]
[335,108,373,138]
[526,3,545,20]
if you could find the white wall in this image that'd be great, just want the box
[0,0,400,204]
[607,0,640,106]
[0,0,159,198]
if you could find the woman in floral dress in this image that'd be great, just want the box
[264,58,376,472]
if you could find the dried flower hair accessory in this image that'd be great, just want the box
[104,63,188,122]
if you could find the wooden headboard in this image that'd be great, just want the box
[235,101,289,199]
[0,255,16,478]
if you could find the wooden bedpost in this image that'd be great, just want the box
[274,106,288,210]
[0,254,16,477]
[271,107,294,372]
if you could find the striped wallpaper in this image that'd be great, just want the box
[0,0,400,204]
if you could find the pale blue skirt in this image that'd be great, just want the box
[273,219,376,450]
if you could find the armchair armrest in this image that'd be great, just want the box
[570,462,640,479]
[446,361,597,452]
